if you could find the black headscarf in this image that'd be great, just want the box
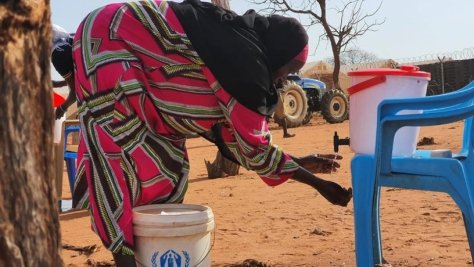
[169,0,308,116]
[264,15,309,72]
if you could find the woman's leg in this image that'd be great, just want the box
[74,2,196,262]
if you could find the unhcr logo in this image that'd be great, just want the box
[151,250,191,267]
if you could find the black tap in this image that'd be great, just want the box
[333,131,350,153]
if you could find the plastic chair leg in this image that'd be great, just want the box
[462,212,474,262]
[372,186,383,265]
[352,156,383,266]
[65,158,76,195]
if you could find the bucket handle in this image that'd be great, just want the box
[348,75,386,95]
[190,224,216,267]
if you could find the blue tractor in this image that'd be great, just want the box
[278,74,349,127]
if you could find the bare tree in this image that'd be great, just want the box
[0,1,62,267]
[340,47,379,65]
[206,0,241,178]
[326,47,379,66]
[250,0,384,89]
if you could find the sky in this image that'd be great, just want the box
[50,0,474,79]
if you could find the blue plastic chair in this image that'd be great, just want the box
[351,81,474,266]
[64,123,79,194]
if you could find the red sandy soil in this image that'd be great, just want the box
[60,116,472,267]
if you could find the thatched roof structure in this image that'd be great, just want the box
[301,60,332,76]
[301,61,350,92]
[300,59,400,92]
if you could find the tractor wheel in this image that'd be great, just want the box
[277,83,308,128]
[321,89,349,124]
[302,111,313,125]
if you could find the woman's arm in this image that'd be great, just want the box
[55,75,77,119]
[211,86,352,206]
[52,80,68,88]
[221,105,352,206]
[291,154,342,173]
[62,76,77,109]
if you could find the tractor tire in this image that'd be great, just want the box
[321,89,349,124]
[302,111,313,125]
[277,83,308,128]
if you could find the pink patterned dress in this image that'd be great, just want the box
[72,0,298,254]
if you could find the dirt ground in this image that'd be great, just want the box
[59,115,473,267]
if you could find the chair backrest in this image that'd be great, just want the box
[458,117,474,180]
[64,119,80,151]
[459,82,474,157]
[379,81,474,119]
[375,81,474,174]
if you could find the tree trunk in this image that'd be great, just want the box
[332,48,342,90]
[0,1,62,267]
[206,0,240,179]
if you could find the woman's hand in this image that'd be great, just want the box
[318,181,352,207]
[291,167,352,207]
[292,153,342,174]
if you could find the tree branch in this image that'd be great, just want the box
[246,0,385,89]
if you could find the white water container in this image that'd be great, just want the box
[347,66,431,156]
[133,204,215,267]
[53,92,66,144]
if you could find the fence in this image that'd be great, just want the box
[340,47,474,95]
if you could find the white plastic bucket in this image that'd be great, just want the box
[53,91,66,144]
[133,204,215,267]
[347,66,431,156]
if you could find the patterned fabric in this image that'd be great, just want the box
[72,0,298,254]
